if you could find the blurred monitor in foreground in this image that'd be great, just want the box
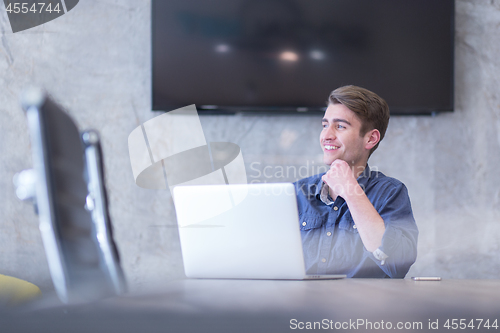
[14,88,126,303]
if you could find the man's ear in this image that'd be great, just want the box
[365,129,381,150]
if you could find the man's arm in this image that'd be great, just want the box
[322,160,418,278]
[322,160,385,252]
[342,187,386,252]
[366,182,418,277]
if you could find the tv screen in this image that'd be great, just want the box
[152,0,454,115]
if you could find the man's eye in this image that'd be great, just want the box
[337,124,345,129]
[322,123,328,128]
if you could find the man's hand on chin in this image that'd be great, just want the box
[321,159,361,200]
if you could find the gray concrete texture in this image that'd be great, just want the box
[1,0,499,292]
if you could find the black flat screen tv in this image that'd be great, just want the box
[152,0,454,115]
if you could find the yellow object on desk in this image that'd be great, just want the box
[0,274,41,305]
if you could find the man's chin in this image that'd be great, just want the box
[325,157,354,167]
[324,157,339,166]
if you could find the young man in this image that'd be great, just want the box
[294,85,418,278]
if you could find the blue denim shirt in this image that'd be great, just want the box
[294,165,418,278]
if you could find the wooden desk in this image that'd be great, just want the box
[4,279,500,332]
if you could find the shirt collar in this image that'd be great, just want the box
[319,182,335,205]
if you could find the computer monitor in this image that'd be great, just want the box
[17,88,126,303]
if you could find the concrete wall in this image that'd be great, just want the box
[1,0,499,292]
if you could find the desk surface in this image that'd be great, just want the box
[6,279,500,333]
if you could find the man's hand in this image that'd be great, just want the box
[321,159,361,200]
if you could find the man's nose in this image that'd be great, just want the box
[323,126,336,140]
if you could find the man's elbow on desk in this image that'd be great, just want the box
[368,225,419,278]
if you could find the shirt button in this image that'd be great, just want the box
[333,206,339,211]
[321,258,326,263]
[326,232,332,236]
[353,225,357,229]
[302,222,307,226]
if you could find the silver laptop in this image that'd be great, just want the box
[172,183,345,280]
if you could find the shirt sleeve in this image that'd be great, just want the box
[365,181,418,278]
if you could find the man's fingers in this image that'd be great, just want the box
[330,159,346,171]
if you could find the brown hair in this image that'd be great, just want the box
[328,85,390,155]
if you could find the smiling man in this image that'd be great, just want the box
[294,85,418,278]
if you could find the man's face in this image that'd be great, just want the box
[319,103,371,170]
